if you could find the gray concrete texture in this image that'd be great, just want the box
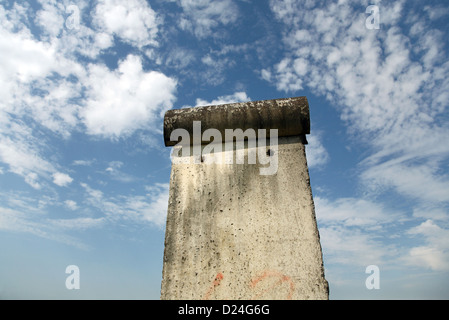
[161,97,329,300]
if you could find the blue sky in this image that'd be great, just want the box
[0,0,448,299]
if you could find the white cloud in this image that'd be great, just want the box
[198,54,234,85]
[0,3,85,139]
[129,183,169,226]
[93,0,160,48]
[361,160,449,203]
[306,133,329,169]
[0,122,55,189]
[293,57,307,76]
[64,200,78,211]
[25,172,42,190]
[0,203,90,249]
[164,47,196,70]
[50,217,105,230]
[0,206,46,236]
[273,58,304,92]
[105,161,136,183]
[80,182,169,227]
[58,26,115,60]
[412,207,449,222]
[319,225,393,267]
[0,0,179,189]
[266,0,449,204]
[405,220,449,271]
[315,196,403,228]
[52,172,73,187]
[1,20,59,82]
[81,54,177,139]
[407,246,449,271]
[106,161,123,170]
[423,5,449,21]
[72,159,95,166]
[175,0,239,38]
[35,0,65,37]
[194,91,251,107]
[260,69,271,82]
[314,195,408,270]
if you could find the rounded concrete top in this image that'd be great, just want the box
[163,96,310,147]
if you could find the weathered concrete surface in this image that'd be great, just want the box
[161,133,329,299]
[164,96,310,146]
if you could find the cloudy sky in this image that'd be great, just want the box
[0,0,448,299]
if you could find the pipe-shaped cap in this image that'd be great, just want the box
[163,96,310,147]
